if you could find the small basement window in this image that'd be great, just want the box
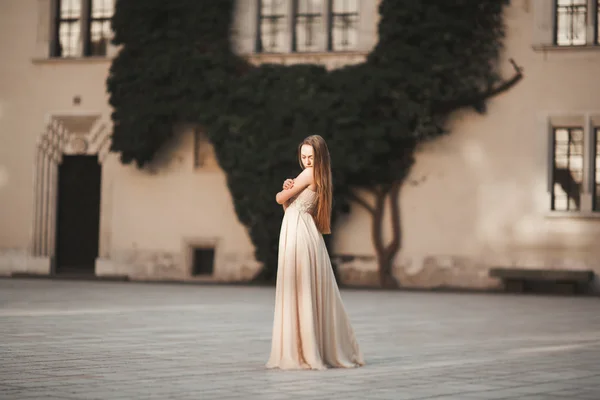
[192,247,215,276]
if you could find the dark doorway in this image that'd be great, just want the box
[55,155,102,276]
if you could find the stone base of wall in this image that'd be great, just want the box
[333,255,380,287]
[334,254,497,289]
[0,249,50,276]
[334,252,600,293]
[97,249,262,283]
[98,250,185,280]
[394,255,499,290]
[3,246,598,294]
[216,252,263,282]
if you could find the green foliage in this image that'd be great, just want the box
[107,0,512,280]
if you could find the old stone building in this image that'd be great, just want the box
[1,0,599,292]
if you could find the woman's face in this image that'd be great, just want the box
[300,144,314,169]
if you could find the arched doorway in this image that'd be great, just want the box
[31,114,111,276]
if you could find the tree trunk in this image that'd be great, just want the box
[350,181,403,288]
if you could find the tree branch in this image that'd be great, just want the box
[435,58,524,113]
[481,58,523,98]
[348,190,375,216]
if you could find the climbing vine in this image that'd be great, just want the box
[107,0,522,285]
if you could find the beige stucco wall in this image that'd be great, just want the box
[1,0,600,291]
[332,1,600,290]
[96,131,259,281]
[0,2,116,269]
[0,0,259,281]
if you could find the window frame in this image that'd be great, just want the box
[328,0,360,51]
[554,0,588,46]
[550,126,585,211]
[547,115,600,216]
[256,0,288,53]
[293,0,324,52]
[52,0,82,58]
[84,0,113,57]
[255,0,360,54]
[552,0,600,47]
[596,0,600,44]
[593,127,600,210]
[50,0,114,59]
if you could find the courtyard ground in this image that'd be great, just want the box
[0,279,599,399]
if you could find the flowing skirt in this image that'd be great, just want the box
[266,207,365,370]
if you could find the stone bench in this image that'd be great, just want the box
[489,268,595,294]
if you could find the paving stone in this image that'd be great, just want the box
[1,279,599,400]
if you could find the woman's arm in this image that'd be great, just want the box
[281,179,294,211]
[276,168,313,205]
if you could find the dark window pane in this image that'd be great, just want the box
[556,0,587,46]
[552,127,584,211]
[295,0,323,52]
[192,248,214,276]
[258,0,287,53]
[331,0,358,51]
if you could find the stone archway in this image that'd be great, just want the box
[30,114,112,274]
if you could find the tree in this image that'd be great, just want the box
[107,0,523,286]
[325,1,524,288]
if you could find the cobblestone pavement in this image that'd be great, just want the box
[0,279,599,400]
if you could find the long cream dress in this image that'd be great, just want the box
[266,187,365,370]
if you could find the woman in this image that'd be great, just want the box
[266,135,365,370]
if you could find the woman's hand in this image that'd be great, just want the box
[283,179,294,190]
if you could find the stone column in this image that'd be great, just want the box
[31,144,43,256]
[47,141,59,260]
[41,139,51,256]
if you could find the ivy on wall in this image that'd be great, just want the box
[107,0,522,285]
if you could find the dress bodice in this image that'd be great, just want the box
[288,188,317,214]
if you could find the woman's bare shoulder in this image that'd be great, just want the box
[297,167,314,181]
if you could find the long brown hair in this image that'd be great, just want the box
[298,135,332,234]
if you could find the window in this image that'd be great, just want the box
[54,0,82,57]
[294,0,323,52]
[555,0,587,45]
[256,0,361,53]
[258,0,288,53]
[597,1,600,43]
[86,0,113,56]
[193,129,209,168]
[330,0,359,51]
[594,128,600,210]
[51,0,114,58]
[553,0,600,46]
[193,129,217,170]
[547,117,600,214]
[551,127,584,211]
